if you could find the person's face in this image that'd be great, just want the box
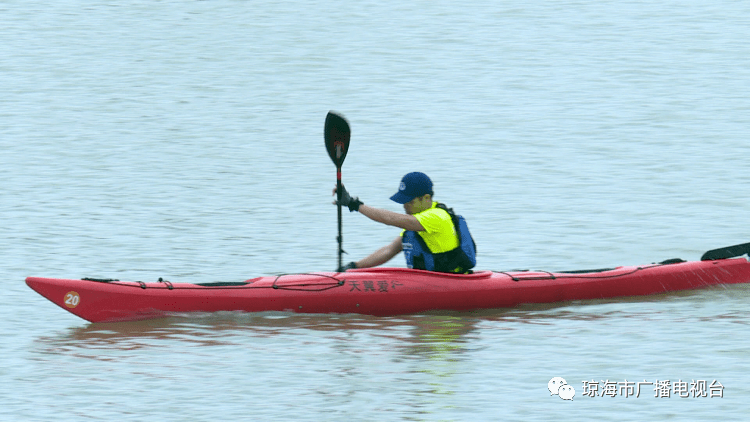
[403,194,431,215]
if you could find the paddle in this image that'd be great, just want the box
[701,241,750,261]
[324,111,351,270]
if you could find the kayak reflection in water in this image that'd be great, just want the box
[333,172,476,273]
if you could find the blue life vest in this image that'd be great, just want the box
[402,204,477,273]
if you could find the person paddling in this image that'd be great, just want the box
[334,172,476,273]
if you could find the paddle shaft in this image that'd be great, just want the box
[337,167,343,269]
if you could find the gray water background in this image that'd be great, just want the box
[2,1,750,420]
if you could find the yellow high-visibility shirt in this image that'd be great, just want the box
[401,202,458,253]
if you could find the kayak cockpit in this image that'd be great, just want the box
[343,267,493,279]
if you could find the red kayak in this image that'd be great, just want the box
[25,243,750,323]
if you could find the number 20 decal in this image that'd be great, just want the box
[64,291,81,308]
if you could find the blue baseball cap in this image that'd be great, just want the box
[389,172,434,204]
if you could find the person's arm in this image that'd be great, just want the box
[358,204,424,231]
[355,236,403,268]
[333,185,425,231]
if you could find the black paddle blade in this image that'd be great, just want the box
[324,111,350,168]
[701,241,750,261]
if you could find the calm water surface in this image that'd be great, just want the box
[2,1,750,420]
